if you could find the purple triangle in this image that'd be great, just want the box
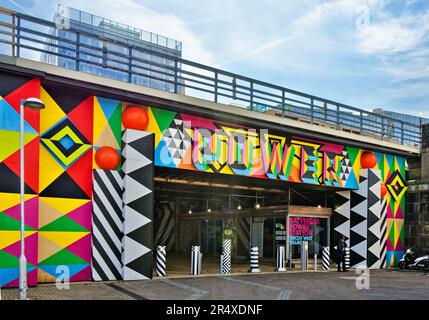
[3,196,38,230]
[65,233,92,263]
[66,201,92,231]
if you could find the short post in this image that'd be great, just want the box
[314,253,317,271]
[275,245,286,272]
[221,239,231,275]
[301,241,308,271]
[345,247,350,269]
[248,246,261,273]
[322,246,330,271]
[156,246,166,277]
[191,246,202,275]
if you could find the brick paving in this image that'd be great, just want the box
[1,269,428,300]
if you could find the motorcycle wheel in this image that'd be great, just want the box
[398,261,406,269]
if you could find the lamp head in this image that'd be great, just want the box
[23,98,45,111]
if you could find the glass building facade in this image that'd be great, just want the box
[41,7,182,93]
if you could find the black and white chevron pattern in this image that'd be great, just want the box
[156,246,166,277]
[122,129,155,280]
[221,239,231,274]
[322,246,330,271]
[91,169,124,281]
[379,198,388,268]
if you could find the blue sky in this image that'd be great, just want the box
[1,0,428,117]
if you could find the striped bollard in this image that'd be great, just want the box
[301,241,308,271]
[322,246,330,271]
[156,246,166,277]
[345,247,350,269]
[191,246,202,275]
[221,239,232,275]
[275,245,286,272]
[248,246,261,273]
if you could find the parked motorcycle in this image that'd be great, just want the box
[398,248,429,271]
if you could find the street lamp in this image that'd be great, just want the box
[19,98,45,300]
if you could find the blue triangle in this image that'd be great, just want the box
[374,152,383,167]
[96,97,120,121]
[345,170,359,189]
[395,156,404,171]
[0,266,36,286]
[385,154,394,171]
[39,264,88,280]
[155,139,177,168]
[0,98,38,134]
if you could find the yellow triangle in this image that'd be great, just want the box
[0,193,37,212]
[38,199,64,229]
[147,108,163,147]
[93,97,108,146]
[39,86,66,134]
[0,231,37,250]
[95,124,119,149]
[0,130,38,163]
[38,232,64,262]
[37,268,58,283]
[38,231,89,248]
[39,144,65,193]
[38,197,90,215]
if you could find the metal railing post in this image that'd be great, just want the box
[381,117,385,140]
[359,111,363,133]
[401,122,404,144]
[310,98,314,124]
[16,14,20,57]
[336,105,340,130]
[249,81,254,111]
[281,90,285,117]
[214,71,218,103]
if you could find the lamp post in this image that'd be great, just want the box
[19,98,45,300]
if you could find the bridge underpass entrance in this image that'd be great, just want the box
[153,168,334,277]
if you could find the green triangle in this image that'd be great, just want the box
[0,250,19,268]
[346,146,359,165]
[108,102,122,147]
[39,215,88,232]
[0,212,35,231]
[151,107,176,133]
[389,221,395,244]
[39,248,87,266]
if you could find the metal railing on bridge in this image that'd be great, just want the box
[0,7,422,147]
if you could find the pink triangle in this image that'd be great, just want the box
[386,237,394,251]
[395,205,404,219]
[69,265,91,282]
[2,232,38,266]
[386,204,394,218]
[65,233,92,263]
[3,196,39,230]
[66,201,92,232]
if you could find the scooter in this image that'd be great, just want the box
[398,248,429,271]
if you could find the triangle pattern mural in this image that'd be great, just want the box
[121,129,154,280]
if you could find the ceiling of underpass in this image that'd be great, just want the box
[154,167,341,214]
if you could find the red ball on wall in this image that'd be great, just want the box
[360,151,377,169]
[381,183,388,197]
[95,146,120,170]
[122,106,149,131]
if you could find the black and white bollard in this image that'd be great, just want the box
[156,246,167,277]
[191,246,202,275]
[322,246,330,271]
[221,239,232,275]
[275,245,286,272]
[248,246,261,273]
[301,241,308,271]
[345,247,350,269]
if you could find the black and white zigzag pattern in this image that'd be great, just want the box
[91,169,124,281]
[122,129,154,280]
[221,239,231,274]
[379,198,388,268]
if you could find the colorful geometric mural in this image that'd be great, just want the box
[0,72,409,287]
[374,153,407,267]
